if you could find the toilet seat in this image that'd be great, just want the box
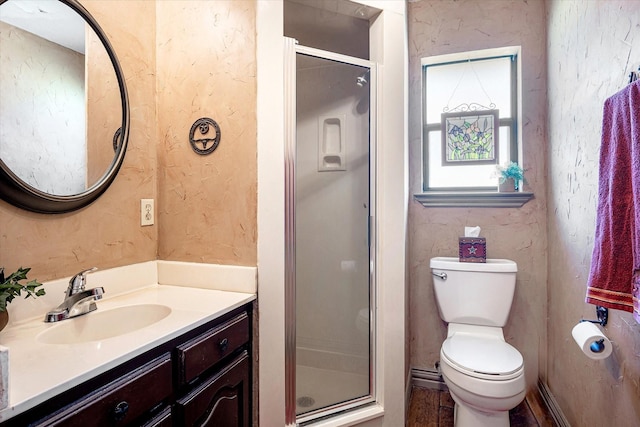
[441,333,523,381]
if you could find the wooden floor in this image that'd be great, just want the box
[407,386,555,427]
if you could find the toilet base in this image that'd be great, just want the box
[454,400,509,427]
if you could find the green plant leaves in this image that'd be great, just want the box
[0,267,45,312]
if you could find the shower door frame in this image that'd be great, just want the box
[284,39,378,426]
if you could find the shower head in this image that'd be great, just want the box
[356,70,370,87]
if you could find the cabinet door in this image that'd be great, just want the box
[175,351,250,427]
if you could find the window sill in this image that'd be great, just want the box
[414,191,534,208]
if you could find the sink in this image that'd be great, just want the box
[37,304,172,344]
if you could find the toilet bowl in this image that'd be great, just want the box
[439,326,525,426]
[430,257,526,427]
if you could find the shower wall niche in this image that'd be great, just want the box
[318,115,346,171]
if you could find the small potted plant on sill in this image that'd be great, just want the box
[0,267,45,331]
[495,162,526,192]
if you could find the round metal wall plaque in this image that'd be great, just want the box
[189,117,221,155]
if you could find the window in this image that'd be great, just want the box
[417,47,532,207]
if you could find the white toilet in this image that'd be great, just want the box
[430,257,525,427]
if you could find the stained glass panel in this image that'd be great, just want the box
[441,110,498,165]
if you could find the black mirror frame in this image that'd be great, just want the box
[0,0,130,214]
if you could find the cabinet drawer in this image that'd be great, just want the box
[37,354,173,427]
[176,311,249,386]
[174,351,250,427]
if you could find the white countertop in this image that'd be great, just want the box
[0,262,256,422]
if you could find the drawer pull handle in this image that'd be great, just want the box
[219,337,229,352]
[112,401,129,422]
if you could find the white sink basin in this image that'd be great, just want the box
[37,304,172,345]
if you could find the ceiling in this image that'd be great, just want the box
[0,0,85,53]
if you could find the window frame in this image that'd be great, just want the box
[416,46,533,208]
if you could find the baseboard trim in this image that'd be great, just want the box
[405,368,412,417]
[537,380,570,427]
[410,367,448,391]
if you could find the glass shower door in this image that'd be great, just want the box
[292,50,373,419]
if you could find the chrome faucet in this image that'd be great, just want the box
[44,267,105,323]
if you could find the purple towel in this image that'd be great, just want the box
[586,80,640,323]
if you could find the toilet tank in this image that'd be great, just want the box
[430,257,517,327]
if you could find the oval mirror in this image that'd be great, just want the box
[0,0,129,213]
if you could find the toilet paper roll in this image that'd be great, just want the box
[571,322,612,360]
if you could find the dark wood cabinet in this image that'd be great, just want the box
[176,311,250,388]
[175,351,250,427]
[141,407,172,427]
[35,354,173,427]
[1,304,252,427]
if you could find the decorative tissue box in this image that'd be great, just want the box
[459,237,486,263]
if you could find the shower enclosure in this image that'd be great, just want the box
[285,39,376,424]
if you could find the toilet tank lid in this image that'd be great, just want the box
[430,257,517,272]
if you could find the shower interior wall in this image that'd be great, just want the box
[284,0,370,60]
[295,57,371,373]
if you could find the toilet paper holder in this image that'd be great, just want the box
[578,306,609,354]
[580,305,608,327]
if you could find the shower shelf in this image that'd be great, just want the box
[318,115,346,172]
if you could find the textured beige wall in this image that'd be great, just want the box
[0,0,257,284]
[407,0,548,390]
[156,0,257,265]
[0,0,157,282]
[546,1,640,425]
[86,24,122,186]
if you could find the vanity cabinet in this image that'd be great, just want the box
[1,304,253,427]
